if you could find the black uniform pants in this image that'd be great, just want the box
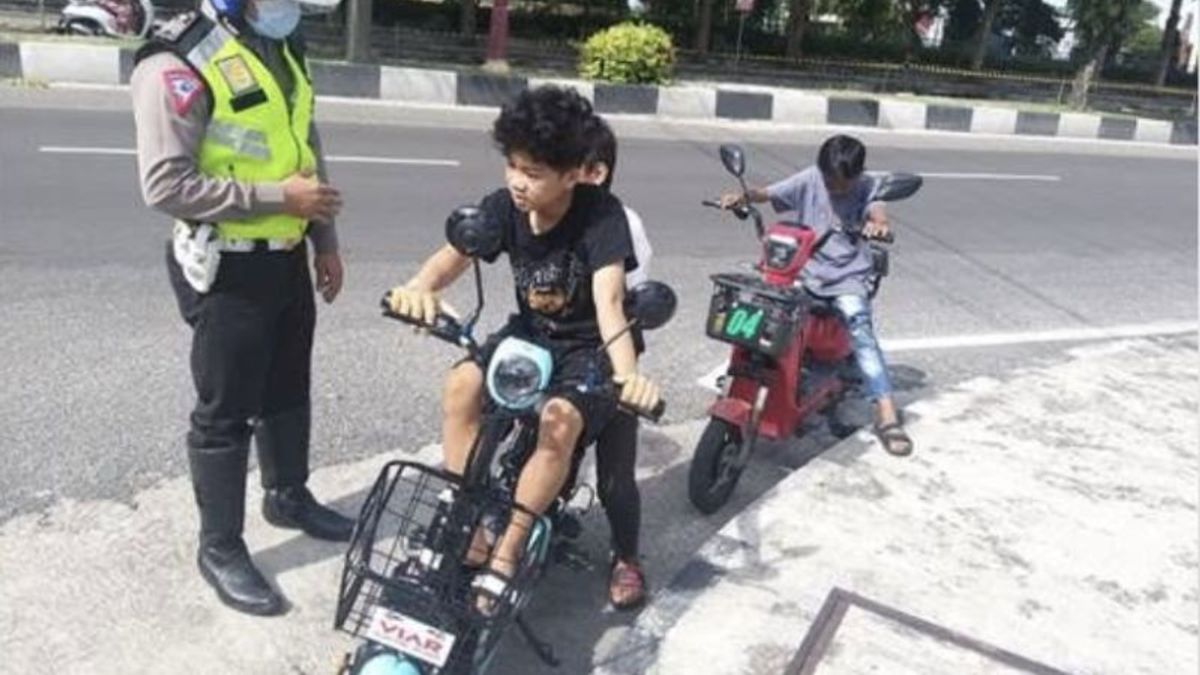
[167,241,315,545]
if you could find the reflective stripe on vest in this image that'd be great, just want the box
[185,24,315,242]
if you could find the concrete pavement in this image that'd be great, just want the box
[1,336,1194,674]
[598,336,1198,675]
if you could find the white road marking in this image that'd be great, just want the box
[39,146,135,155]
[326,155,459,167]
[916,172,1062,181]
[38,146,460,166]
[881,321,1197,352]
[696,320,1198,391]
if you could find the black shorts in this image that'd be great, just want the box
[465,315,618,447]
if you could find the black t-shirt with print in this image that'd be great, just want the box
[478,184,634,347]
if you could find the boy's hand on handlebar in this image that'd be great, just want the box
[863,218,891,240]
[718,192,746,210]
[387,286,453,326]
[613,373,661,415]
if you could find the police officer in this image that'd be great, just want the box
[131,0,353,616]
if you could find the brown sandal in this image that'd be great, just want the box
[609,559,647,611]
[874,422,913,457]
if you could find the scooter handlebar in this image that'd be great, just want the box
[637,399,667,423]
[702,199,755,223]
[380,292,465,347]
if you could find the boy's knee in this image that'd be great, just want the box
[537,397,584,456]
[836,301,877,345]
[443,362,483,417]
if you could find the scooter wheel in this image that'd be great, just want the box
[688,418,744,515]
[348,644,426,675]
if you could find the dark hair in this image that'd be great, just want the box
[492,86,594,172]
[817,134,866,181]
[583,115,618,191]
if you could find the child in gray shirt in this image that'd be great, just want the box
[720,134,912,456]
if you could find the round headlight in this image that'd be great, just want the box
[486,338,553,410]
[493,355,543,408]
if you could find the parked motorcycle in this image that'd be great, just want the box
[57,0,155,39]
[687,144,921,514]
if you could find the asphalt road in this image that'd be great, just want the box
[0,86,1196,675]
[0,88,1196,521]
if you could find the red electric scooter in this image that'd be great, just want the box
[687,144,921,514]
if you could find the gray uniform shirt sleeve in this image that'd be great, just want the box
[306,123,338,254]
[766,168,814,220]
[131,51,286,223]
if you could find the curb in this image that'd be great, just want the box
[3,39,1196,146]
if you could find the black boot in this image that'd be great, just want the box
[198,538,285,617]
[189,446,285,616]
[263,485,354,542]
[256,405,354,543]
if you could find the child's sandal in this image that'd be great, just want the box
[874,422,913,457]
[609,559,647,611]
[470,568,515,618]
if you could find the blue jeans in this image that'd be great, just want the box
[832,294,893,401]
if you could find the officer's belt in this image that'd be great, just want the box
[218,236,303,253]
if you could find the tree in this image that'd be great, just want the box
[786,0,812,59]
[460,0,476,37]
[830,0,902,42]
[1155,0,1182,84]
[946,0,984,46]
[997,0,1065,58]
[1110,1,1160,61]
[695,0,717,53]
[971,0,1004,69]
[1067,0,1140,107]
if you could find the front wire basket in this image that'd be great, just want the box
[336,460,550,673]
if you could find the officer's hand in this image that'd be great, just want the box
[386,286,443,327]
[613,372,661,415]
[718,192,746,210]
[282,172,343,224]
[314,252,344,304]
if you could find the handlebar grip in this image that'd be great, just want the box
[619,398,666,423]
[645,399,666,423]
[380,292,463,345]
[702,199,754,224]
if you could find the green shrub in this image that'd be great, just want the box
[580,21,675,85]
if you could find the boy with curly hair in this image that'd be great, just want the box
[387,86,662,612]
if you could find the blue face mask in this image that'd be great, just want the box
[247,0,300,39]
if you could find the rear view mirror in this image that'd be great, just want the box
[719,144,746,179]
[870,173,923,202]
[625,281,677,331]
[445,206,502,259]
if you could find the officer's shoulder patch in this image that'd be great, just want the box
[153,11,200,43]
[163,68,204,116]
